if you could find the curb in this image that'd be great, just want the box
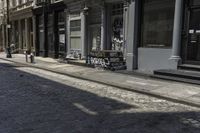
[1,57,200,108]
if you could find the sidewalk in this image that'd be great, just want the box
[0,53,200,108]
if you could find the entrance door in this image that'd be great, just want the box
[111,3,124,52]
[186,8,200,64]
[90,25,101,51]
[47,14,54,58]
[58,12,66,58]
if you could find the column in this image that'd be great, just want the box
[2,25,6,49]
[106,4,112,50]
[0,26,2,51]
[18,20,22,52]
[32,16,37,54]
[170,0,184,62]
[11,21,15,44]
[101,6,106,50]
[5,23,8,48]
[81,11,87,59]
[126,0,138,71]
[25,18,30,51]
[66,10,71,55]
[123,3,129,58]
[53,11,58,58]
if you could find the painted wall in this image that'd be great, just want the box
[138,48,176,73]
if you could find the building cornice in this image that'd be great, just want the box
[9,1,33,13]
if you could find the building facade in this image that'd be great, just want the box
[33,0,66,58]
[0,0,7,51]
[33,0,199,74]
[8,0,35,53]
[62,0,200,74]
[126,0,200,73]
[64,0,128,60]
[2,0,200,75]
[32,0,129,60]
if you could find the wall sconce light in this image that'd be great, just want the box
[83,3,89,15]
[83,5,89,12]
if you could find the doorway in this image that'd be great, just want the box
[111,3,124,51]
[47,14,54,58]
[185,8,200,65]
[57,12,66,58]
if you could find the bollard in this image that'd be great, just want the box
[6,48,12,58]
[78,53,82,60]
[30,53,35,63]
[24,51,28,62]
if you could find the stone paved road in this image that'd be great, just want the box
[0,60,200,133]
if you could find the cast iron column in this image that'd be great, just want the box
[170,0,184,61]
[25,18,30,52]
[101,5,106,50]
[123,2,128,59]
[81,10,87,59]
[18,20,22,52]
[32,16,37,55]
[126,0,138,71]
[43,0,48,57]
[6,0,10,47]
[6,0,11,58]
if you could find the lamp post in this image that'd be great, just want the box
[6,0,11,58]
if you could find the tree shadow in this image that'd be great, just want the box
[0,63,199,133]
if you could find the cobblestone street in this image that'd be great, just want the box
[0,60,200,133]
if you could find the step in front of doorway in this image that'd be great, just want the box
[178,64,200,71]
[153,69,200,85]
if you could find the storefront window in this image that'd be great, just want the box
[11,21,19,48]
[91,25,101,51]
[58,12,65,54]
[48,14,54,53]
[70,19,81,50]
[89,7,102,51]
[38,15,44,54]
[141,0,175,48]
[190,0,200,6]
[111,3,124,51]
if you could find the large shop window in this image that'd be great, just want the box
[70,19,81,50]
[141,0,175,48]
[48,14,54,53]
[58,12,66,54]
[111,3,124,51]
[38,15,44,53]
[89,8,102,51]
[91,25,101,51]
[190,0,200,6]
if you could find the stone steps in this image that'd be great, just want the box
[153,69,200,85]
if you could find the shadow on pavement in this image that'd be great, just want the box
[0,62,199,133]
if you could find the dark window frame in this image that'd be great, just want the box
[140,0,175,48]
